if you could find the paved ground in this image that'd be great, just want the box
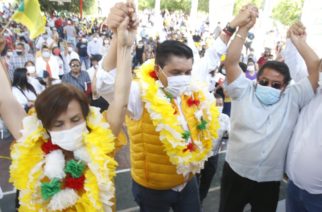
[0,136,287,212]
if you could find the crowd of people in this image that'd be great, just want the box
[0,1,321,212]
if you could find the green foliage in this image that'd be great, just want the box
[138,0,154,10]
[14,0,95,15]
[138,0,191,13]
[198,0,209,12]
[233,0,263,15]
[272,0,304,26]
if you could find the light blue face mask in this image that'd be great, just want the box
[255,84,281,105]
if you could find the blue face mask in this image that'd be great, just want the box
[255,84,281,105]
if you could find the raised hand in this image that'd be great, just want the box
[105,2,132,33]
[288,22,306,44]
[117,16,136,48]
[230,4,259,29]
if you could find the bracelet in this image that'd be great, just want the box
[223,23,236,36]
[235,33,246,41]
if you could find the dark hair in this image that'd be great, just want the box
[155,40,193,68]
[12,68,37,95]
[35,83,89,129]
[24,60,35,67]
[69,58,80,66]
[16,42,25,49]
[239,62,247,73]
[257,61,291,85]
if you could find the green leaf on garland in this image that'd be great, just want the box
[65,160,86,178]
[197,118,208,130]
[41,178,61,200]
[182,130,191,141]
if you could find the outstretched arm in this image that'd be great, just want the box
[107,6,137,136]
[0,61,26,139]
[288,22,320,91]
[225,8,258,84]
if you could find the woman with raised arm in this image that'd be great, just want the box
[1,8,136,211]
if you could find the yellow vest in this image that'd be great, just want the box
[126,99,199,190]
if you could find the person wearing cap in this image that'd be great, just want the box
[63,20,77,47]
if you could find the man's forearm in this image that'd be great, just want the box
[226,28,247,66]
[102,35,117,71]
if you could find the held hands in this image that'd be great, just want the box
[105,2,138,34]
[287,22,307,44]
[230,4,258,31]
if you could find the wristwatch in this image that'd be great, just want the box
[223,23,236,36]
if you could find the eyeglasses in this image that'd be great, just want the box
[258,79,283,90]
[71,64,80,68]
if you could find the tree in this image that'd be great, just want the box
[233,0,263,15]
[14,0,95,15]
[272,0,304,26]
[198,0,209,12]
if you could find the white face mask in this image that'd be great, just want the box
[68,47,73,52]
[49,122,87,151]
[164,75,191,98]
[42,51,51,58]
[26,66,36,74]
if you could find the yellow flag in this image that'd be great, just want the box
[11,0,46,39]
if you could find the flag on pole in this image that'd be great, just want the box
[11,0,46,39]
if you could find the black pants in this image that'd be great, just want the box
[219,162,280,212]
[197,154,219,203]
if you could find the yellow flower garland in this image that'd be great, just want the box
[137,59,220,175]
[10,107,117,211]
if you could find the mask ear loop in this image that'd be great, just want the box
[155,65,168,87]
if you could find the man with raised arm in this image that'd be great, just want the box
[219,6,320,212]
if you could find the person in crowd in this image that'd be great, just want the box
[257,47,272,69]
[132,40,145,68]
[101,36,111,55]
[62,58,91,95]
[86,54,109,112]
[52,46,66,78]
[76,36,90,70]
[35,45,60,80]
[87,33,103,59]
[8,42,34,80]
[25,60,46,94]
[0,9,136,211]
[63,20,77,47]
[35,33,55,50]
[219,6,320,211]
[97,3,253,211]
[282,26,322,211]
[198,93,230,207]
[63,42,80,72]
[245,58,257,80]
[11,68,37,112]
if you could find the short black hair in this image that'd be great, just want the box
[155,40,193,68]
[257,61,291,85]
[69,58,81,66]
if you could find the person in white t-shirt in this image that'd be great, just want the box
[25,60,46,94]
[283,33,322,211]
[35,45,60,80]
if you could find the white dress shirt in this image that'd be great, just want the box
[35,56,60,79]
[225,74,314,182]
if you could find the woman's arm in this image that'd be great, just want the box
[0,61,26,139]
[107,10,137,136]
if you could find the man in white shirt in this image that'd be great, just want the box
[219,10,320,212]
[283,37,322,211]
[87,33,103,59]
[63,42,80,73]
[35,45,60,79]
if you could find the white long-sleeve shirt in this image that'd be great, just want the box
[285,38,322,194]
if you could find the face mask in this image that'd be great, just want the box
[42,51,51,58]
[248,65,255,72]
[217,106,223,113]
[68,47,73,52]
[82,38,87,43]
[255,84,281,105]
[93,37,98,42]
[164,75,191,98]
[26,66,36,74]
[49,122,87,151]
[7,52,13,57]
